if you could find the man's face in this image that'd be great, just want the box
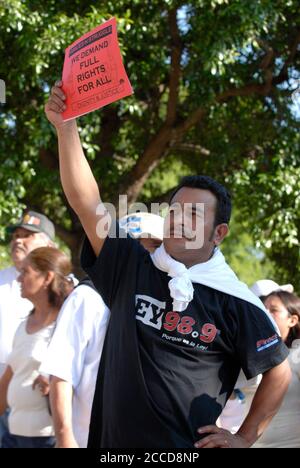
[163,187,220,261]
[10,227,50,270]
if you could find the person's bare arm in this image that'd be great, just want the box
[195,359,291,448]
[0,366,13,415]
[45,81,110,257]
[49,376,79,448]
[236,359,292,445]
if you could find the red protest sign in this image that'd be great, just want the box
[62,17,133,121]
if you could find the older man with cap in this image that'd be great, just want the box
[0,211,55,445]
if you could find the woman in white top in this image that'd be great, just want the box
[0,247,72,448]
[252,290,300,448]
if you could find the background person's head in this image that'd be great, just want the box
[18,247,72,309]
[263,291,300,347]
[119,212,164,253]
[7,211,55,271]
[250,279,294,301]
[163,175,231,266]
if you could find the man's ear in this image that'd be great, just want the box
[213,224,229,246]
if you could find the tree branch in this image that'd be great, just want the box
[118,29,299,204]
[273,29,300,85]
[166,8,182,125]
[53,223,81,250]
[145,186,177,207]
[117,9,183,203]
[173,108,207,143]
[256,38,275,71]
[174,142,211,156]
[39,148,58,171]
[95,106,121,161]
[117,123,173,203]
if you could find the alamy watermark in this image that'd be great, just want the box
[0,79,6,104]
[94,196,208,250]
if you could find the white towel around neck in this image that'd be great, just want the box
[151,244,266,313]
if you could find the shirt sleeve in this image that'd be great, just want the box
[230,298,289,380]
[40,287,108,387]
[80,222,144,309]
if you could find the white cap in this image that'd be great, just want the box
[119,213,164,240]
[250,279,294,298]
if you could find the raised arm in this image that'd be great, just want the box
[45,81,111,256]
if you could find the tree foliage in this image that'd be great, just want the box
[0,0,299,282]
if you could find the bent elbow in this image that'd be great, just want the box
[277,359,292,390]
[285,363,292,386]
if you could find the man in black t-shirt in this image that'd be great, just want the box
[45,83,291,449]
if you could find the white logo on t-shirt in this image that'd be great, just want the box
[135,295,166,330]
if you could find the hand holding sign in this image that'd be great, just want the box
[45,80,68,130]
[61,17,133,121]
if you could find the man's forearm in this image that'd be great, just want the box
[237,359,291,446]
[50,377,78,448]
[56,121,101,216]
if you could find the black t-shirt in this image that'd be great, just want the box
[81,226,288,448]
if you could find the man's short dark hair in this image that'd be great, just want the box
[170,175,232,226]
